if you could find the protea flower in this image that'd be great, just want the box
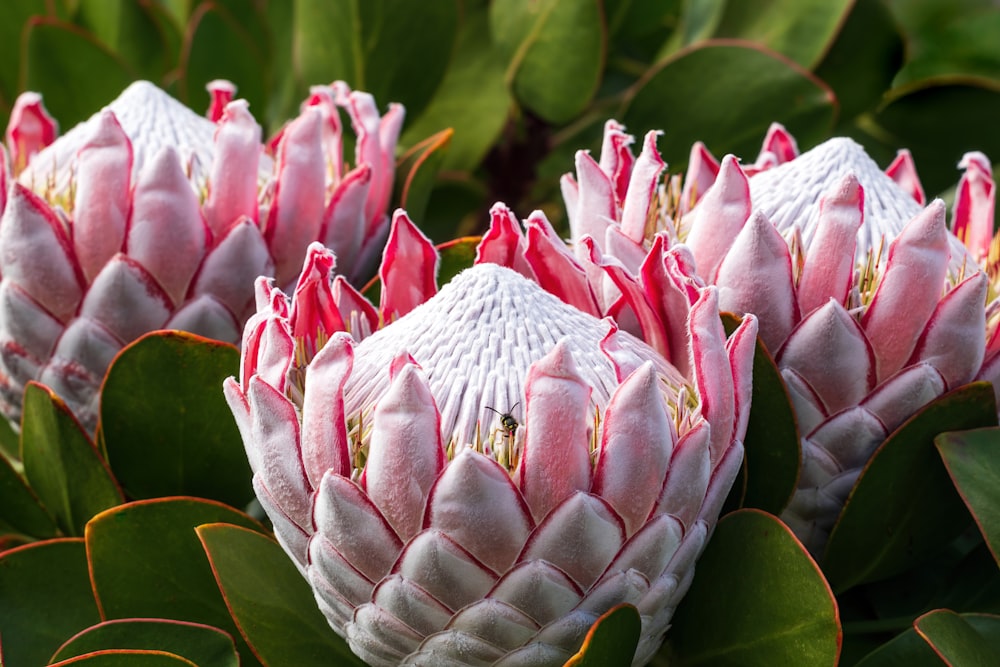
[0,80,402,431]
[224,243,758,665]
[551,121,990,553]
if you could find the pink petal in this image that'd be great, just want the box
[332,276,379,340]
[0,183,85,322]
[126,146,209,306]
[568,150,616,243]
[688,288,736,464]
[46,317,121,381]
[726,312,759,444]
[372,574,453,636]
[394,529,497,611]
[862,362,946,433]
[319,164,371,282]
[797,173,863,316]
[308,537,377,606]
[861,200,950,381]
[604,512,684,584]
[303,85,344,181]
[591,363,675,535]
[715,210,799,353]
[523,212,601,317]
[424,448,534,574]
[754,122,799,167]
[378,210,439,323]
[289,243,344,359]
[679,141,719,215]
[73,111,132,283]
[0,281,63,362]
[804,405,889,473]
[602,224,647,275]
[952,151,995,262]
[638,238,702,376]
[80,254,172,342]
[475,202,534,280]
[349,604,422,656]
[908,272,987,389]
[781,368,827,435]
[164,295,240,344]
[777,299,876,414]
[192,217,274,323]
[204,79,236,122]
[685,155,751,280]
[344,90,403,226]
[488,559,582,625]
[313,471,403,583]
[365,362,445,540]
[619,130,665,244]
[242,314,294,394]
[204,99,261,236]
[515,342,593,522]
[698,439,743,523]
[597,119,635,207]
[5,91,57,173]
[655,420,711,528]
[264,107,326,287]
[446,599,540,651]
[301,332,354,484]
[885,149,926,206]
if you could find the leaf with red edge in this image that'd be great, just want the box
[49,650,197,666]
[86,498,266,667]
[50,618,238,666]
[915,609,1000,665]
[0,538,101,667]
[937,427,1000,568]
[563,604,641,666]
[21,382,124,537]
[0,447,58,539]
[823,382,998,594]
[197,522,366,666]
[100,331,251,508]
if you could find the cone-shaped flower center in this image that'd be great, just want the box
[340,263,688,470]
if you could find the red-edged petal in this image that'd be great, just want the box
[393,529,497,612]
[5,91,57,173]
[378,210,439,323]
[688,288,735,464]
[684,155,750,280]
[655,420,711,529]
[862,362,946,433]
[332,276,379,340]
[319,164,371,282]
[679,141,719,215]
[488,560,582,625]
[619,130,665,244]
[726,312,759,444]
[80,254,172,342]
[204,99,261,236]
[289,243,344,359]
[524,211,601,317]
[475,202,534,280]
[205,79,236,122]
[885,149,926,206]
[568,150,616,243]
[165,295,240,344]
[192,217,274,323]
[952,151,995,262]
[597,119,635,207]
[301,332,354,484]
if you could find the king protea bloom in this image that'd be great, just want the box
[554,121,989,553]
[224,243,757,665]
[0,80,402,431]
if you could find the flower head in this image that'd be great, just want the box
[225,249,757,665]
[0,80,402,431]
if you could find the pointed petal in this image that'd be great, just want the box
[447,599,540,651]
[204,99,261,235]
[365,363,445,540]
[0,281,63,362]
[885,149,926,205]
[372,574,452,636]
[524,212,601,316]
[301,332,354,483]
[378,210,439,323]
[597,118,635,206]
[684,155,750,280]
[952,151,995,262]
[289,243,344,358]
[320,164,371,281]
[604,512,684,583]
[689,288,736,463]
[475,202,534,280]
[394,529,497,611]
[81,254,172,342]
[332,276,379,340]
[193,217,274,322]
[488,559,582,625]
[165,295,240,343]
[655,420,711,528]
[619,130,665,243]
[205,79,236,121]
[726,313,758,444]
[862,362,946,433]
[5,91,57,172]
[679,141,719,215]
[909,272,987,389]
[569,150,616,243]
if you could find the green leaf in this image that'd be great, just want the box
[937,428,1000,568]
[49,651,198,666]
[100,332,251,508]
[0,415,20,462]
[178,2,267,124]
[21,382,124,536]
[399,6,511,172]
[662,509,841,666]
[437,237,480,287]
[86,498,265,666]
[490,0,605,124]
[855,612,1000,667]
[721,313,800,514]
[563,604,641,666]
[73,0,176,80]
[623,41,835,173]
[392,128,453,233]
[0,538,101,667]
[22,17,136,130]
[915,609,1000,665]
[0,0,47,113]
[50,618,238,666]
[0,449,58,539]
[702,0,854,69]
[292,0,457,121]
[197,522,366,666]
[823,382,999,594]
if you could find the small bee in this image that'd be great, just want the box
[485,402,520,439]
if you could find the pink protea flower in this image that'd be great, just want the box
[0,80,402,431]
[553,121,989,553]
[224,245,757,666]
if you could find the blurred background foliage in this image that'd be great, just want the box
[1,0,998,243]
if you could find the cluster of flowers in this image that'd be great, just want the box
[1,80,994,665]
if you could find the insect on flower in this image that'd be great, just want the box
[485,401,520,439]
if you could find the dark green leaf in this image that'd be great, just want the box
[50,618,238,666]
[662,509,841,666]
[392,128,453,232]
[623,41,835,174]
[86,497,265,666]
[563,604,641,666]
[0,0,48,113]
[100,332,251,508]
[22,17,136,129]
[823,383,998,593]
[0,538,101,667]
[437,237,480,287]
[937,428,1000,567]
[399,6,511,172]
[73,0,176,80]
[855,612,1000,667]
[0,449,58,539]
[197,522,366,666]
[490,0,605,123]
[0,414,20,472]
[721,313,800,515]
[915,609,1000,665]
[21,382,123,536]
[49,650,198,666]
[703,0,853,69]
